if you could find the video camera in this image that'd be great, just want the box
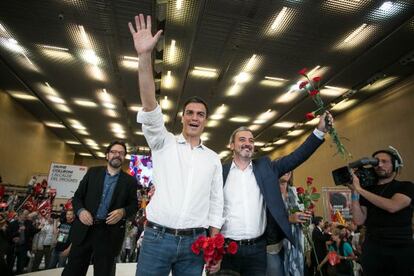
[332,157,379,188]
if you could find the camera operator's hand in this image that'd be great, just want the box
[317,111,334,133]
[347,171,362,193]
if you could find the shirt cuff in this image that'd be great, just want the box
[136,105,163,125]
[208,216,225,230]
[313,128,325,140]
[77,208,85,217]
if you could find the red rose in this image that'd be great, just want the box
[298,68,308,76]
[309,203,315,210]
[311,187,317,193]
[305,112,315,120]
[296,187,305,194]
[309,89,319,96]
[299,81,308,89]
[226,241,238,255]
[213,251,224,262]
[307,176,314,185]
[191,242,201,255]
[313,76,321,82]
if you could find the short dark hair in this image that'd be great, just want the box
[105,140,127,155]
[313,216,323,226]
[182,96,209,118]
[372,149,402,172]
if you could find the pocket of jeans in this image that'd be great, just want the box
[143,227,162,242]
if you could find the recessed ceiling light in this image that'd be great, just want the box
[40,45,69,51]
[55,104,72,113]
[270,7,288,31]
[287,129,305,136]
[207,120,220,127]
[160,96,173,110]
[129,105,142,112]
[105,109,118,118]
[261,146,275,152]
[77,130,89,136]
[103,102,116,109]
[234,72,251,83]
[47,95,66,104]
[274,122,295,128]
[344,24,368,44]
[8,91,37,101]
[123,56,139,61]
[229,116,250,123]
[79,152,92,157]
[66,140,81,145]
[273,139,288,145]
[379,1,393,11]
[74,99,98,107]
[44,122,65,128]
[331,99,358,112]
[135,131,144,135]
[254,141,265,147]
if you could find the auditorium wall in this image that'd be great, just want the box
[0,90,75,186]
[268,75,414,216]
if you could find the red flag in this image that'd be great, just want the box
[64,199,73,210]
[23,196,38,212]
[38,199,52,217]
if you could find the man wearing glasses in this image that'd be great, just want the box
[62,141,138,276]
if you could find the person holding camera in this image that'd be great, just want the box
[348,148,414,276]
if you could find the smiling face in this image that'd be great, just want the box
[231,130,255,160]
[181,102,207,139]
[106,144,126,169]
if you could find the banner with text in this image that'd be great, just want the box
[48,163,88,199]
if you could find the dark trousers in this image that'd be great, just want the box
[32,245,52,271]
[218,238,267,276]
[62,224,117,276]
[361,238,414,276]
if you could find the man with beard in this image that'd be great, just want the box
[349,147,414,276]
[62,141,138,276]
[217,113,332,275]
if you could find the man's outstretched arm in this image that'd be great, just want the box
[129,14,163,112]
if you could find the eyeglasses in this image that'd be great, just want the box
[109,150,126,156]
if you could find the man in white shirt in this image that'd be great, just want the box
[129,14,224,276]
[218,113,332,275]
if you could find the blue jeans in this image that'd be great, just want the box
[48,248,68,268]
[266,251,285,276]
[136,226,205,276]
[219,238,267,276]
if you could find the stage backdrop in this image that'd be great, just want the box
[48,163,88,199]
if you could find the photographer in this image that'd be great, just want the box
[348,148,414,276]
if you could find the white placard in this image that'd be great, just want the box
[48,163,88,199]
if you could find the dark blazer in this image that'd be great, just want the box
[312,226,331,261]
[71,166,138,254]
[223,133,323,244]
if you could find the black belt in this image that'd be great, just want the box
[146,221,206,236]
[226,235,264,246]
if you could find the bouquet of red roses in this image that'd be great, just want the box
[191,233,238,269]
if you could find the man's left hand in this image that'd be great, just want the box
[317,111,334,133]
[206,259,221,274]
[106,208,125,225]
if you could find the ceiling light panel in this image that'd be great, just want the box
[73,99,98,107]
[321,0,371,15]
[265,7,296,36]
[335,24,377,50]
[274,122,295,128]
[8,91,38,101]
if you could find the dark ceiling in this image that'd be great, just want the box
[1,0,413,161]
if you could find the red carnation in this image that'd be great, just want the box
[296,187,305,195]
[313,76,321,82]
[305,112,315,120]
[191,242,201,255]
[307,176,314,184]
[298,68,308,76]
[299,81,308,89]
[311,187,317,193]
[227,241,238,255]
[309,89,319,96]
[214,233,225,249]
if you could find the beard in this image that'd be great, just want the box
[109,157,122,168]
[375,168,393,179]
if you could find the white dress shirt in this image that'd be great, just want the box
[137,105,224,229]
[221,162,266,240]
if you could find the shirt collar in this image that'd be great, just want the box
[230,160,253,171]
[106,169,121,177]
[177,133,205,150]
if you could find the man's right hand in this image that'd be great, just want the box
[128,14,163,56]
[79,209,93,226]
